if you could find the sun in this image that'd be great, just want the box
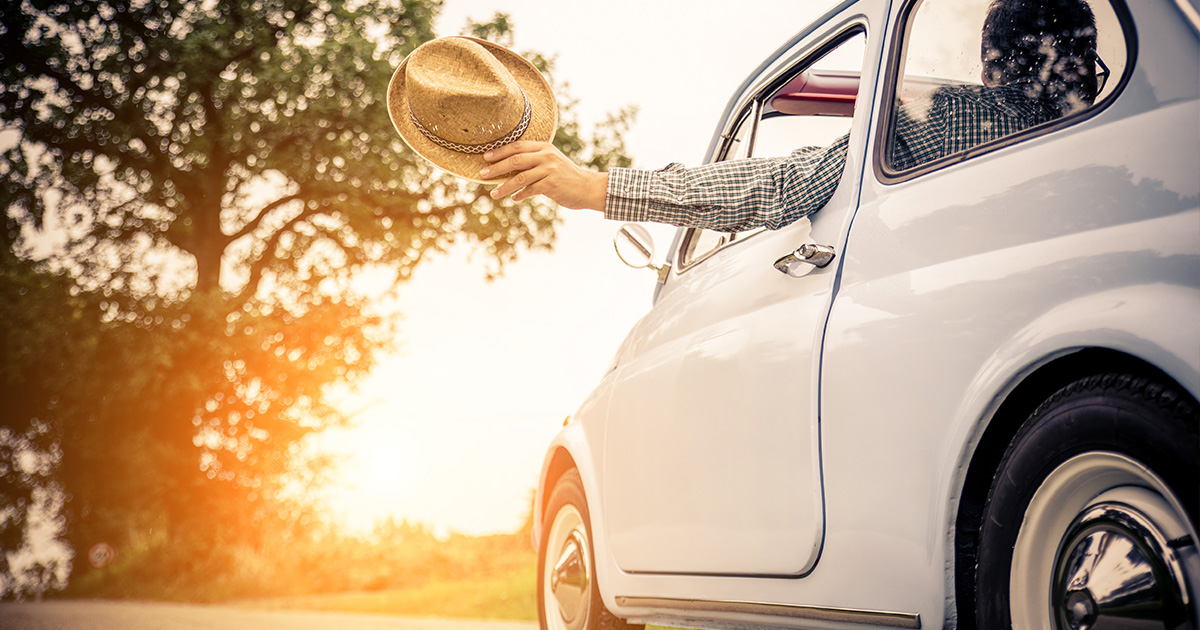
[311,412,421,535]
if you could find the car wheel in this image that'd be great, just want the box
[539,469,644,630]
[976,373,1200,629]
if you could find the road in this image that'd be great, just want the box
[0,600,540,630]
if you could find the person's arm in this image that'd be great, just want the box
[483,135,850,231]
[606,135,849,232]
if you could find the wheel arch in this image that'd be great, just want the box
[951,347,1198,629]
[533,445,580,549]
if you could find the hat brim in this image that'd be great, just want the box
[388,37,558,185]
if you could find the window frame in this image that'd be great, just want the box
[675,23,868,274]
[676,229,730,271]
[872,0,1139,185]
[674,106,754,272]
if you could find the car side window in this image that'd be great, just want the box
[752,32,864,160]
[677,29,867,270]
[676,111,750,270]
[883,0,1130,177]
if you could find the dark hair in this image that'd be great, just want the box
[981,0,1098,111]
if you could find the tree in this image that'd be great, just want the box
[0,255,79,598]
[0,0,632,593]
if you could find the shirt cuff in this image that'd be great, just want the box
[605,166,669,223]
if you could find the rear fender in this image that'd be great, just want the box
[940,282,1200,611]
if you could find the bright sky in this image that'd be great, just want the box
[315,0,841,537]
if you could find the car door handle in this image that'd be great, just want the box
[774,243,836,274]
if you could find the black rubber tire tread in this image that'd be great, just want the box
[974,373,1199,629]
[538,469,645,630]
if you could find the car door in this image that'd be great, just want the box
[601,11,879,577]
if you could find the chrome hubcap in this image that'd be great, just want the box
[1010,452,1199,630]
[551,530,591,630]
[1054,503,1192,630]
[1063,589,1098,629]
[543,503,592,630]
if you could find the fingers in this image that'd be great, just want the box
[483,140,542,163]
[479,141,551,180]
[489,164,551,200]
[479,153,531,180]
[477,141,597,208]
[479,141,559,201]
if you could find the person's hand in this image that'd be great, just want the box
[479,141,608,211]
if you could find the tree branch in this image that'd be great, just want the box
[232,200,322,307]
[227,193,303,242]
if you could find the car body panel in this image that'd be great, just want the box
[602,217,829,575]
[599,5,883,578]
[533,0,1199,626]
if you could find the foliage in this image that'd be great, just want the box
[0,255,79,598]
[71,518,538,618]
[244,566,539,620]
[0,0,633,596]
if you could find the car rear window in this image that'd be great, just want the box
[878,0,1133,180]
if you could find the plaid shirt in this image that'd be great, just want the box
[605,82,1060,232]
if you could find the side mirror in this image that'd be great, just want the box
[614,223,655,269]
[613,223,670,284]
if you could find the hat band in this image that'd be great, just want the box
[408,91,532,155]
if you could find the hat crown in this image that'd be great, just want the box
[405,38,526,145]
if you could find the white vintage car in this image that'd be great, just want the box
[532,0,1199,629]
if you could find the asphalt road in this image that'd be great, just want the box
[0,600,540,630]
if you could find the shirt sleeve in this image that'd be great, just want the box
[604,133,851,233]
[890,92,945,171]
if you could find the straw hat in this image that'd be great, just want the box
[388,36,558,184]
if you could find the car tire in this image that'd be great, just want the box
[538,469,644,630]
[975,373,1199,629]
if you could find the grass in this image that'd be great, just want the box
[239,566,693,630]
[239,563,538,621]
[66,520,541,611]
[64,519,696,627]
